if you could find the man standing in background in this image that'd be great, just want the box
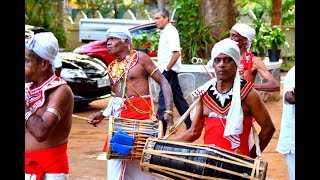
[154,8,192,135]
[276,65,295,180]
[229,23,280,92]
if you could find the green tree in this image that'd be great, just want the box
[25,0,67,47]
[237,0,295,26]
[175,0,215,63]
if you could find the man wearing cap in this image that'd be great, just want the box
[87,26,174,180]
[173,38,275,158]
[25,32,74,179]
[229,23,280,92]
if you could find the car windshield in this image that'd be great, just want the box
[130,24,158,40]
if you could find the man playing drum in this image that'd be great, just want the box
[87,26,174,180]
[25,32,74,179]
[173,38,275,158]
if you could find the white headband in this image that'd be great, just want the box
[231,23,255,51]
[25,32,61,67]
[106,26,132,44]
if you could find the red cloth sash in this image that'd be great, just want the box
[25,74,67,113]
[238,51,254,82]
[204,116,253,156]
[202,79,254,156]
[108,50,139,83]
[101,96,153,152]
[120,96,153,120]
[25,143,69,180]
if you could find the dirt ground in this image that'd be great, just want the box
[67,73,288,180]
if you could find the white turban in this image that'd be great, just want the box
[25,32,61,68]
[206,38,241,73]
[106,26,132,44]
[211,38,243,149]
[231,23,255,51]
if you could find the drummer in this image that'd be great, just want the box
[172,38,275,158]
[86,26,174,180]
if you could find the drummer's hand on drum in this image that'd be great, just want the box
[87,110,105,127]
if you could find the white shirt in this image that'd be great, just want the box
[157,23,181,73]
[276,65,295,154]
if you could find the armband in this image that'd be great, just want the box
[150,67,159,77]
[46,108,62,121]
[25,111,34,126]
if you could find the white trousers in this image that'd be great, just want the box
[285,153,295,180]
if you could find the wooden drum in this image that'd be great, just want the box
[140,137,267,180]
[106,116,163,161]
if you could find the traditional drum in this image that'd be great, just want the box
[106,116,163,161]
[140,138,267,180]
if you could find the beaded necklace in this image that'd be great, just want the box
[108,50,154,117]
[108,50,138,84]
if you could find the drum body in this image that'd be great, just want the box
[106,116,162,160]
[140,138,267,180]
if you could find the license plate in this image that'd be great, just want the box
[97,79,108,88]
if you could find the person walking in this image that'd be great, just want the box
[86,26,174,180]
[154,8,192,135]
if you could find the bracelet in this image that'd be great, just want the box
[25,111,34,126]
[46,108,62,121]
[150,67,159,77]
[164,110,174,115]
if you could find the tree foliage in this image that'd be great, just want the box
[175,0,215,63]
[237,0,295,25]
[25,0,66,47]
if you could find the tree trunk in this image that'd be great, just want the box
[271,0,282,26]
[200,0,238,40]
[58,0,67,29]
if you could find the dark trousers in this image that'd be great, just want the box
[157,70,192,135]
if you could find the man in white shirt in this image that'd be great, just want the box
[276,65,295,180]
[154,8,192,135]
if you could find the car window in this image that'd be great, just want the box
[130,24,158,40]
